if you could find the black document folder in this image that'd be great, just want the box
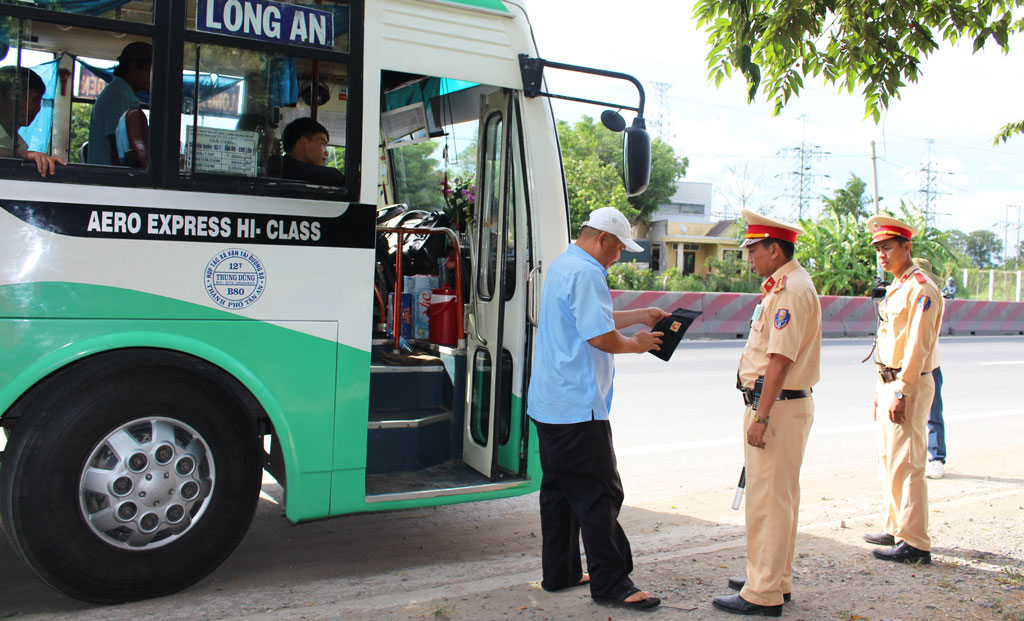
[649,308,701,361]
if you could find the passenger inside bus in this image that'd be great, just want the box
[115,107,149,167]
[87,41,151,166]
[0,66,66,178]
[280,117,344,185]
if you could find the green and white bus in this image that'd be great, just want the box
[0,0,650,603]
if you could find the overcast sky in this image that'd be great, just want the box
[525,1,1024,258]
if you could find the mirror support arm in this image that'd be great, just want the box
[518,55,645,117]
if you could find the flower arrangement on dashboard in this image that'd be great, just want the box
[441,174,475,230]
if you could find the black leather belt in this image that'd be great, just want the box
[742,387,811,406]
[778,389,811,400]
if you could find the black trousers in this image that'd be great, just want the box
[534,418,635,599]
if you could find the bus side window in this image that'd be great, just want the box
[85,41,152,167]
[0,14,155,173]
[0,24,58,167]
[179,44,348,187]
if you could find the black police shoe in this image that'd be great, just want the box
[863,532,896,546]
[712,593,782,617]
[872,541,931,564]
[727,577,791,602]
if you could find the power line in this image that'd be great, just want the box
[650,81,672,142]
[995,205,1023,265]
[917,138,953,227]
[778,116,829,220]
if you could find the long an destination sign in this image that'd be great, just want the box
[197,0,334,49]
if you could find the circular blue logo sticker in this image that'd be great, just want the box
[205,248,266,309]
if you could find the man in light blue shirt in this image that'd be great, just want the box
[527,206,668,610]
[88,41,151,165]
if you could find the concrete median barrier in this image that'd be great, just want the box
[612,290,1024,339]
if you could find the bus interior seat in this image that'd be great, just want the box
[265,154,283,177]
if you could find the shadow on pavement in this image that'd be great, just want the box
[3,479,1023,620]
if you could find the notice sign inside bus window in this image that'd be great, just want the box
[197,0,334,50]
[186,126,259,177]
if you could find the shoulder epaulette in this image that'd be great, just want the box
[914,272,927,284]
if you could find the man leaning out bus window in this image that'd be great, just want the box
[0,66,66,178]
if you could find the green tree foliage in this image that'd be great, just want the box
[565,154,631,233]
[558,117,621,168]
[659,268,707,292]
[1011,240,1024,268]
[607,260,758,292]
[821,173,871,222]
[392,140,443,210]
[634,138,690,224]
[797,211,876,295]
[796,200,953,295]
[965,229,1004,267]
[450,141,477,178]
[944,228,970,257]
[891,201,956,271]
[558,117,688,231]
[69,102,91,164]
[703,256,760,292]
[607,262,657,290]
[694,0,1024,142]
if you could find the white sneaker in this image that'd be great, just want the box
[926,460,945,479]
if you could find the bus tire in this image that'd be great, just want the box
[0,349,263,603]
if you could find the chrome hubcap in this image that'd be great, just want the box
[79,417,215,549]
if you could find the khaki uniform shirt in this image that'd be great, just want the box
[739,259,822,390]
[876,264,943,396]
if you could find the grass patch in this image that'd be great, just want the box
[991,596,1024,621]
[999,565,1024,586]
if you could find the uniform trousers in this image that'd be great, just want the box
[927,367,946,462]
[533,419,634,600]
[740,397,814,607]
[876,374,934,551]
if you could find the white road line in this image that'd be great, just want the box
[979,360,1024,365]
[617,408,1024,457]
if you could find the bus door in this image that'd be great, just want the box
[462,90,522,479]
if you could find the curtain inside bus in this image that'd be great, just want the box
[384,78,478,111]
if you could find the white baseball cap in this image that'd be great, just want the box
[582,207,643,253]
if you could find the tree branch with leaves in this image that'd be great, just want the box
[558,117,688,231]
[694,0,1024,143]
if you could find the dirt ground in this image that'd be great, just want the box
[339,447,1024,621]
[2,447,1021,621]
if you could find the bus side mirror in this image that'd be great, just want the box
[623,117,650,197]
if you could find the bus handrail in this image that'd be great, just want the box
[377,225,464,353]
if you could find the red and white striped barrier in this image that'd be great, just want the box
[943,298,1024,335]
[611,291,1024,338]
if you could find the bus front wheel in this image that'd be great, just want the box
[0,350,263,603]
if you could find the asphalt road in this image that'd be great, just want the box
[1,335,1021,618]
[612,334,1024,505]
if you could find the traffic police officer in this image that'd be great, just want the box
[863,215,942,564]
[712,210,821,617]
